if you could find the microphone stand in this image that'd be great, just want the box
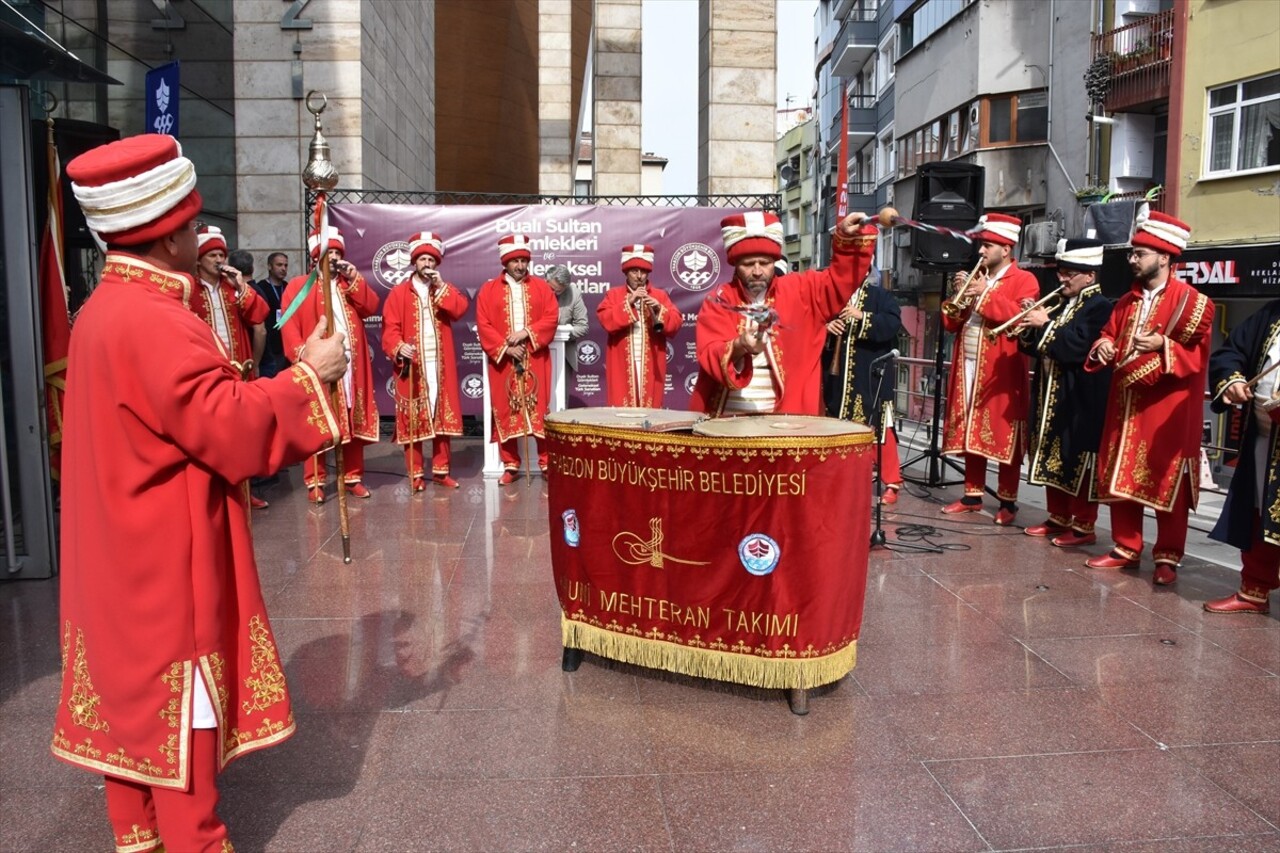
[870,352,942,553]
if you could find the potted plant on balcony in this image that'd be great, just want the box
[1074,185,1112,205]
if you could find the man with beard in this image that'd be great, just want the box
[381,231,469,490]
[475,234,561,484]
[597,244,683,407]
[938,213,1039,526]
[1203,298,1280,613]
[690,211,877,416]
[1084,211,1213,585]
[1016,238,1113,546]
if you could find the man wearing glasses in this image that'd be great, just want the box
[1083,211,1214,585]
[1014,237,1114,547]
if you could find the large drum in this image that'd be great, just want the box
[545,409,874,707]
[545,406,705,433]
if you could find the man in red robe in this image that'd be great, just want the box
[190,224,268,380]
[1084,211,1213,586]
[381,231,469,490]
[690,211,876,416]
[282,227,381,502]
[939,212,1039,526]
[597,243,683,407]
[476,234,560,484]
[51,134,348,851]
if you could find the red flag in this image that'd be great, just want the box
[39,124,71,481]
[836,98,850,218]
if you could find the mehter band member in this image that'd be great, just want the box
[51,133,347,850]
[1204,297,1280,613]
[1084,211,1213,586]
[597,243,683,407]
[382,231,469,490]
[1018,237,1114,547]
[191,224,268,379]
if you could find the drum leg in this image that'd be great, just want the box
[561,646,584,672]
[786,687,809,716]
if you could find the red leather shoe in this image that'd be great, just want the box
[433,474,460,489]
[249,495,269,509]
[1051,530,1097,548]
[881,486,900,505]
[412,477,427,492]
[1025,522,1069,538]
[347,482,371,499]
[993,507,1018,526]
[498,470,517,486]
[941,499,982,514]
[308,487,325,504]
[1152,563,1178,585]
[1203,593,1270,615]
[1084,552,1139,570]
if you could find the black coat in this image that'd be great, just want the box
[1020,286,1113,496]
[822,284,902,426]
[252,276,289,378]
[1208,298,1280,550]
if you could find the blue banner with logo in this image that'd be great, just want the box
[145,61,180,137]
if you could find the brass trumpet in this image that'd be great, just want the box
[985,285,1067,341]
[941,258,985,320]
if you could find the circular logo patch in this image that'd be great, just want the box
[461,373,484,399]
[576,340,602,366]
[738,533,780,576]
[669,242,720,292]
[372,241,414,289]
[562,509,580,547]
[684,371,699,395]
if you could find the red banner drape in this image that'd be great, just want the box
[836,99,850,218]
[546,421,873,689]
[39,123,70,481]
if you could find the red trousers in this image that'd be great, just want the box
[499,436,548,472]
[1239,512,1280,602]
[1045,487,1099,532]
[964,453,1021,502]
[404,436,452,479]
[104,729,229,852]
[879,428,902,485]
[1104,476,1193,565]
[304,439,368,487]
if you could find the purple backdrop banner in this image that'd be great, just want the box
[330,204,747,416]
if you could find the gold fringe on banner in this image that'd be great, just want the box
[562,617,857,690]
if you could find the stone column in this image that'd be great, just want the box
[698,0,776,196]
[593,0,642,195]
[539,0,575,195]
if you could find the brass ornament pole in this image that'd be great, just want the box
[303,91,352,563]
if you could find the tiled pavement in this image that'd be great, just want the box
[3,440,1278,852]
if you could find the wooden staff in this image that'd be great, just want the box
[1245,359,1280,390]
[318,231,352,563]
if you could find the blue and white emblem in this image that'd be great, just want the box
[562,509,580,547]
[738,533,780,576]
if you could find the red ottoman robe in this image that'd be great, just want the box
[940,262,1039,463]
[475,274,561,441]
[381,278,469,441]
[190,278,269,374]
[51,253,341,789]
[597,284,683,407]
[281,270,381,443]
[1087,277,1214,510]
[690,225,877,416]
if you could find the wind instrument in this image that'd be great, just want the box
[986,285,1067,341]
[941,258,985,320]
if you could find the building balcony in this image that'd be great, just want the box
[1092,9,1174,113]
[847,180,877,214]
[826,97,878,153]
[831,15,877,79]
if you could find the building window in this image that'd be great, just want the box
[982,91,1048,147]
[1205,72,1280,177]
[988,97,1012,144]
[877,29,897,95]
[899,0,975,56]
[574,179,592,198]
[877,126,895,183]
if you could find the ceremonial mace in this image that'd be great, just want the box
[303,91,352,563]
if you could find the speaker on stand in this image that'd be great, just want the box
[902,162,984,489]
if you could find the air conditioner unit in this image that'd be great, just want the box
[1021,221,1061,258]
[968,103,980,126]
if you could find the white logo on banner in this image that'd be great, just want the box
[684,372,698,395]
[670,243,720,292]
[372,241,414,288]
[666,341,675,362]
[152,78,173,134]
[461,373,484,399]
[576,340,601,366]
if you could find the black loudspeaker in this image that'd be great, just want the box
[912,162,985,270]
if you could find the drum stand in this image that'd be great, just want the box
[871,357,942,554]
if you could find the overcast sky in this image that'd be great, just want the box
[640,0,818,195]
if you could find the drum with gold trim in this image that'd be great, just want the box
[693,414,872,439]
[545,406,705,433]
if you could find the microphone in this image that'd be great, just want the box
[870,348,899,367]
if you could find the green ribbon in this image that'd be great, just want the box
[275,268,318,330]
